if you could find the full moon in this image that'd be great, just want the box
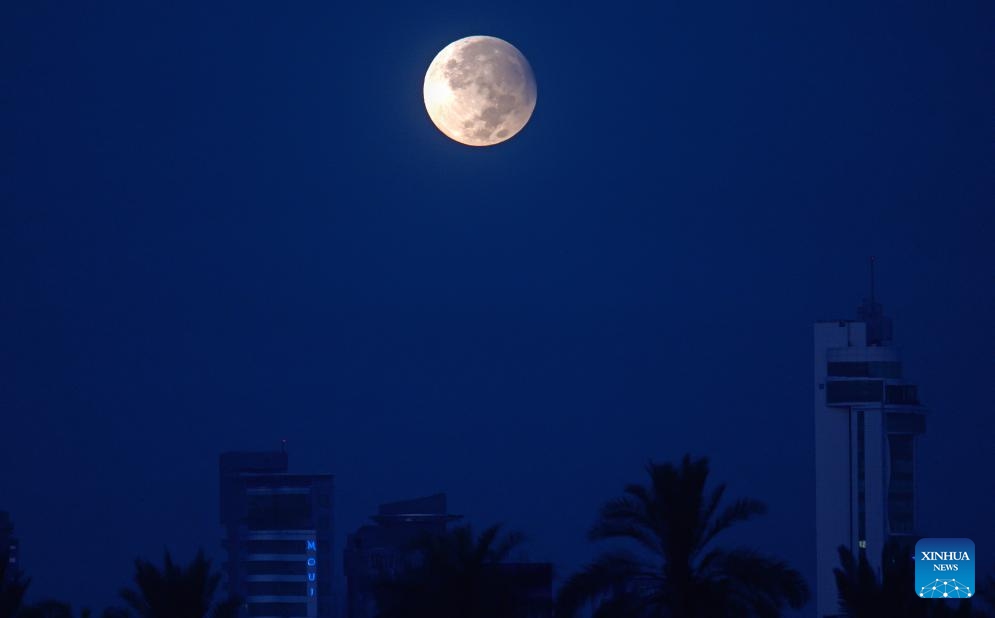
[423,36,537,147]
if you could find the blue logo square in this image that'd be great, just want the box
[915,538,975,599]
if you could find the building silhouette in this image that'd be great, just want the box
[813,270,926,617]
[343,493,460,618]
[343,494,553,618]
[0,511,19,584]
[485,563,555,618]
[220,451,334,618]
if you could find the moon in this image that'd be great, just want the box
[423,36,537,147]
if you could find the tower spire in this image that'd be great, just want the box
[857,257,892,345]
[869,256,876,307]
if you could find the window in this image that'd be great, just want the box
[247,603,307,617]
[245,561,307,576]
[886,385,919,405]
[828,361,902,378]
[888,434,916,534]
[827,380,883,404]
[857,412,866,544]
[246,581,308,596]
[886,413,925,434]
[247,493,313,530]
[245,540,309,554]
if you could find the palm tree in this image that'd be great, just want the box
[834,543,979,618]
[374,523,537,618]
[833,544,887,617]
[16,600,74,618]
[119,549,238,618]
[556,454,810,617]
[980,573,995,615]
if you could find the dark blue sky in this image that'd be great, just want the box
[2,1,993,614]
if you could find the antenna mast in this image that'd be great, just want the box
[869,256,876,307]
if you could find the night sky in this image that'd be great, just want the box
[1,1,993,615]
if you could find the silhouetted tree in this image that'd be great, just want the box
[556,455,810,617]
[374,523,533,618]
[977,573,995,616]
[834,542,979,618]
[0,548,30,618]
[16,600,73,618]
[119,549,238,618]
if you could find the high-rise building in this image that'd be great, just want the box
[0,511,19,584]
[220,451,335,618]
[343,493,553,618]
[814,276,926,617]
[343,493,461,618]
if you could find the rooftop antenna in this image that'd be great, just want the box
[869,256,876,307]
[859,256,891,345]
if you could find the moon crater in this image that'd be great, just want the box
[424,36,537,146]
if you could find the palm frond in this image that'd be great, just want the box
[700,497,766,550]
[119,548,228,618]
[717,547,810,614]
[562,454,808,618]
[373,521,531,618]
[589,496,661,556]
[833,544,882,617]
[555,550,651,618]
[473,524,501,565]
[490,529,526,563]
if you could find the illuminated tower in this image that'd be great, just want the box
[813,262,926,617]
[220,450,334,618]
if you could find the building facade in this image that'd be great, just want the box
[343,493,460,618]
[220,451,334,618]
[814,294,926,617]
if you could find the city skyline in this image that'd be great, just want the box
[2,0,993,615]
[2,277,992,614]
[2,284,988,615]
